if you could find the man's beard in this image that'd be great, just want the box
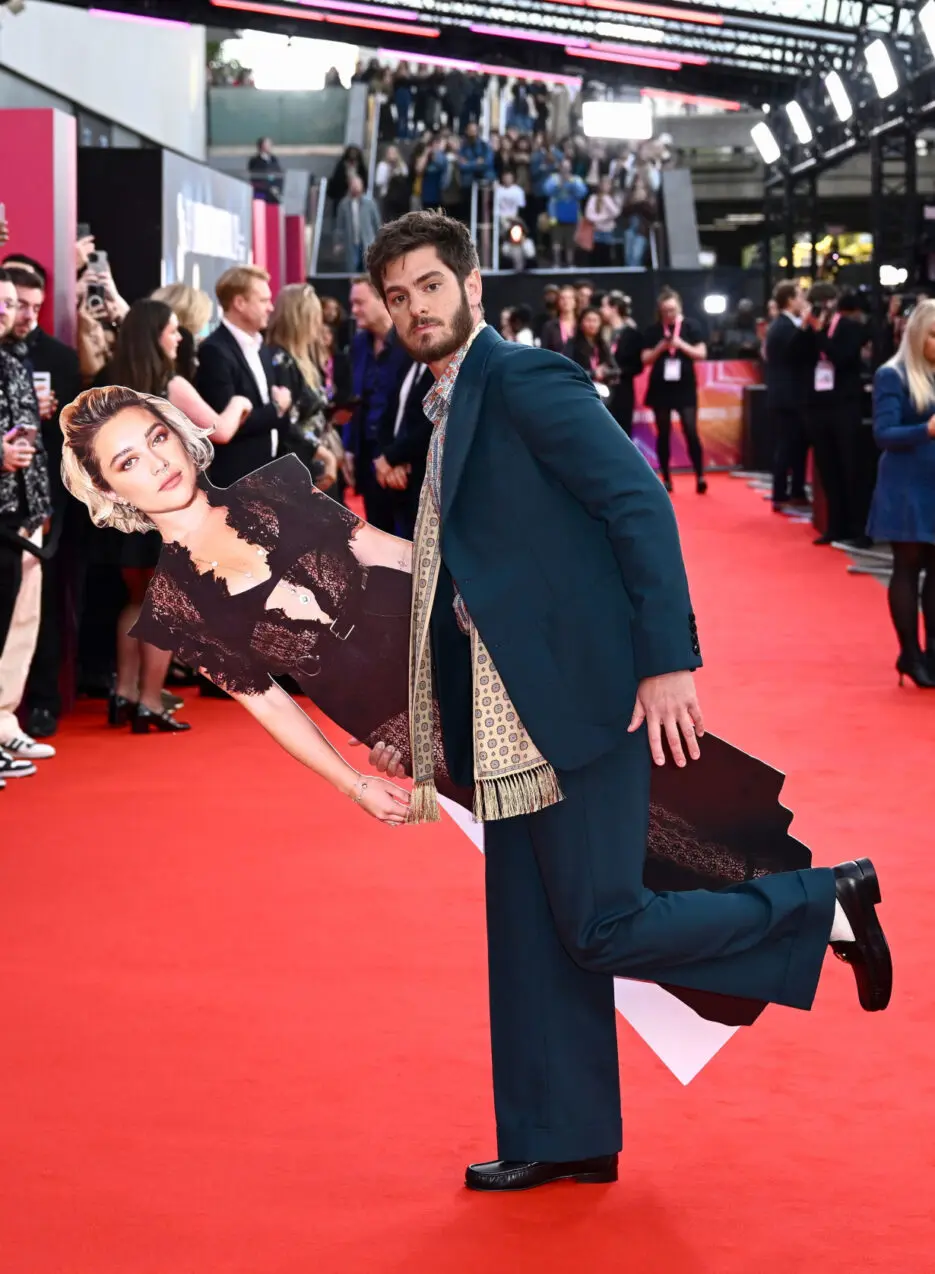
[400,285,475,362]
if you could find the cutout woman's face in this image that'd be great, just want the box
[93,405,197,517]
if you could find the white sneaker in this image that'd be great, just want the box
[0,747,37,778]
[2,733,55,761]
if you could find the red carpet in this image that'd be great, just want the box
[1,473,932,1274]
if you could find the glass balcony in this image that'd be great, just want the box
[208,87,350,149]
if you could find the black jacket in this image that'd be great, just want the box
[764,313,817,412]
[809,315,869,407]
[381,363,434,496]
[195,323,279,487]
[23,326,81,504]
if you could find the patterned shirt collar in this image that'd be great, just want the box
[423,321,486,425]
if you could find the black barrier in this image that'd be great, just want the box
[307,266,766,332]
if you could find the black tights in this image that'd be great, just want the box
[654,406,704,481]
[888,542,935,653]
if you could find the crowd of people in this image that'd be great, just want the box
[762,277,935,690]
[322,62,671,269]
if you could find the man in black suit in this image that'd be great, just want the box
[195,265,292,487]
[1,260,82,738]
[373,360,434,538]
[807,288,872,546]
[765,280,816,511]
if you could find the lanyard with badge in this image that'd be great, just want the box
[663,317,683,382]
[814,313,840,393]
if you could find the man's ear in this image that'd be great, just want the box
[467,268,483,309]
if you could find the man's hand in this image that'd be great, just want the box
[348,737,409,779]
[2,437,35,473]
[628,670,704,768]
[385,465,409,490]
[341,452,356,488]
[373,453,392,487]
[76,235,96,273]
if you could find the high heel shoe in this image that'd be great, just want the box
[130,704,193,734]
[663,477,673,493]
[696,477,708,495]
[108,690,137,727]
[896,650,935,688]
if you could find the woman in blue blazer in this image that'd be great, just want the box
[867,300,935,687]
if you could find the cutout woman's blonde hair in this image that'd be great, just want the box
[887,298,935,414]
[60,385,213,535]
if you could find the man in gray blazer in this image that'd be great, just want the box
[335,176,382,273]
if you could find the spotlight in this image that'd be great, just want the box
[785,101,813,144]
[825,70,854,122]
[751,121,781,164]
[920,0,935,56]
[703,294,728,315]
[865,38,899,99]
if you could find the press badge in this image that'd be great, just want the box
[814,362,835,392]
[663,358,682,382]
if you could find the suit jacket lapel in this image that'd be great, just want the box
[441,326,500,522]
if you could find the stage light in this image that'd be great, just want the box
[824,70,853,122]
[785,101,813,144]
[703,294,728,315]
[920,0,935,56]
[581,99,654,140]
[751,121,781,164]
[865,38,899,98]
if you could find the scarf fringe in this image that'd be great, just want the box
[407,777,442,824]
[472,763,564,823]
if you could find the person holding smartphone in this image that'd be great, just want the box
[0,268,54,770]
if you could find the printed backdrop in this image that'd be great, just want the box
[631,359,762,471]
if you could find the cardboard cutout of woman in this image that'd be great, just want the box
[62,386,815,1027]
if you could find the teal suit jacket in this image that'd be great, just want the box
[430,325,702,783]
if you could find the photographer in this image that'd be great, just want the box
[0,268,53,767]
[0,259,82,740]
[807,286,871,547]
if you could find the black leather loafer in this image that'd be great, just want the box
[465,1155,618,1192]
[832,858,892,1012]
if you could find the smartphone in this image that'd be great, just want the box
[77,221,91,240]
[0,202,6,222]
[7,424,37,445]
[33,371,52,399]
[88,249,108,272]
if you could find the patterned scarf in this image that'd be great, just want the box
[406,323,563,824]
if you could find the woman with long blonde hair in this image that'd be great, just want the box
[866,297,935,687]
[264,284,339,489]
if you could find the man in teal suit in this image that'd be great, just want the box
[363,213,892,1192]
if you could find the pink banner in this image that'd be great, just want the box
[631,360,762,471]
[284,215,307,285]
[0,109,77,345]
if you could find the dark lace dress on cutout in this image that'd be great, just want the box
[131,454,465,803]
